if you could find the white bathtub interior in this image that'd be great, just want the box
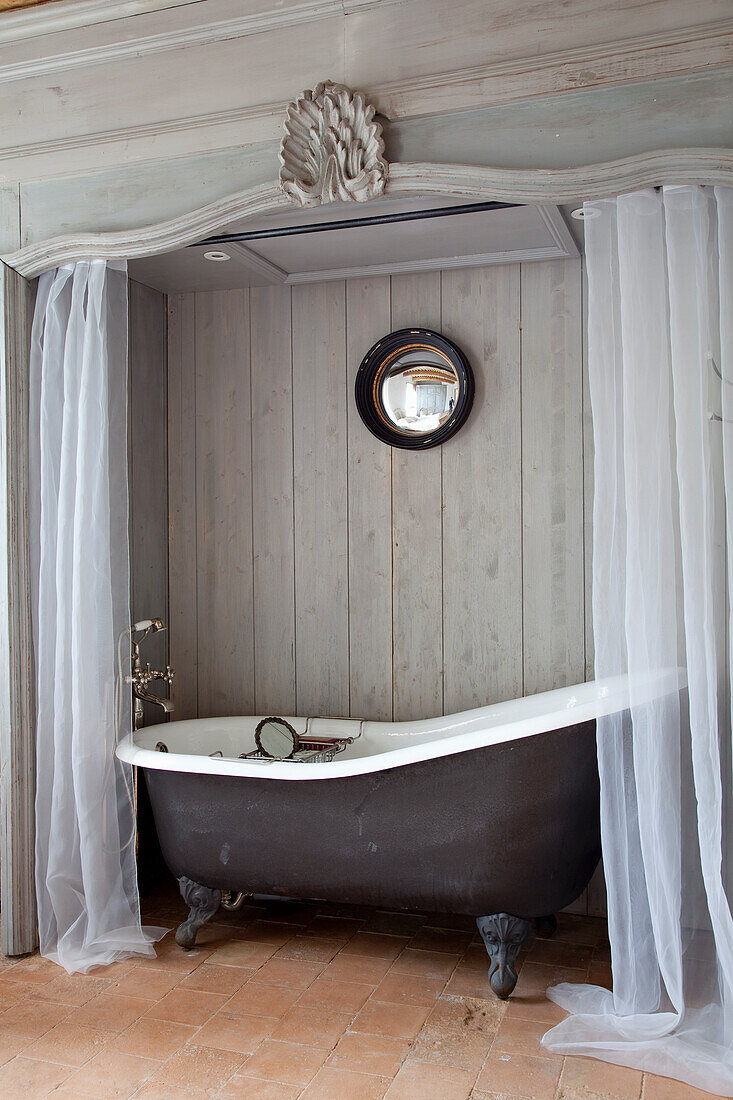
[117,671,685,781]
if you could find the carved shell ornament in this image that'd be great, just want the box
[279,81,388,207]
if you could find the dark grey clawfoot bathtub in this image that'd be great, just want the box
[118,680,627,997]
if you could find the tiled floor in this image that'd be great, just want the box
[0,885,721,1099]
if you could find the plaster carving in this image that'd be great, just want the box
[279,81,388,206]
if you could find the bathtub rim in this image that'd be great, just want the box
[116,669,684,781]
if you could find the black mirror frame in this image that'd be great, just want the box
[354,328,474,450]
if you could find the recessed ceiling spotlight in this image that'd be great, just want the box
[203,250,231,261]
[570,207,601,221]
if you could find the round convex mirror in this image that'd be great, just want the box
[255,717,300,759]
[355,328,474,450]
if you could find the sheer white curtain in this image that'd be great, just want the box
[542,186,733,1095]
[29,260,165,973]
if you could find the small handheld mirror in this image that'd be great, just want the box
[255,717,299,760]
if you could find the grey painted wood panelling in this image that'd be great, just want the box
[129,279,169,721]
[194,289,254,718]
[166,293,197,720]
[168,257,589,724]
[250,285,296,717]
[441,265,523,712]
[0,262,36,955]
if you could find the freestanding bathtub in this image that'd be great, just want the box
[116,676,647,997]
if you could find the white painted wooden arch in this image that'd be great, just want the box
[6,148,733,277]
[2,140,733,956]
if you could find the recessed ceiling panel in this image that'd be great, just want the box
[128,199,577,294]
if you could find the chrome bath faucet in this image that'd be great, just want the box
[129,618,175,730]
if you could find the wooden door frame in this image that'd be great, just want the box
[0,260,36,956]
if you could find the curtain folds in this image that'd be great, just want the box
[542,187,733,1096]
[29,260,165,973]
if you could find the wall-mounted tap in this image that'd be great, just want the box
[129,618,175,730]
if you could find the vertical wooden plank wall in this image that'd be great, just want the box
[167,257,587,726]
[390,273,444,720]
[250,286,296,717]
[521,260,584,695]
[167,294,197,719]
[129,280,169,705]
[346,278,393,720]
[195,290,254,718]
[441,266,522,710]
[292,283,349,717]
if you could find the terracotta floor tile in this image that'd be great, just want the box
[417,911,477,933]
[25,1021,109,1067]
[307,916,365,941]
[324,953,392,985]
[254,956,324,989]
[506,990,570,1026]
[587,962,614,989]
[147,941,214,974]
[0,1054,73,1096]
[300,977,373,1014]
[276,936,343,965]
[32,974,113,1007]
[373,971,445,1007]
[327,1032,411,1078]
[341,933,409,961]
[131,1084,199,1100]
[513,961,588,998]
[271,1005,354,1048]
[477,1049,562,1099]
[554,915,606,947]
[0,1032,33,1067]
[409,995,500,1072]
[494,1014,563,1062]
[0,977,38,1009]
[362,912,425,937]
[234,920,306,946]
[384,1058,476,1099]
[301,1065,390,1099]
[70,992,152,1033]
[3,955,62,985]
[144,987,229,1026]
[144,1042,246,1092]
[444,965,498,999]
[194,1010,276,1053]
[226,979,303,1018]
[351,998,430,1040]
[1,998,72,1038]
[461,942,491,970]
[390,949,460,981]
[207,939,279,968]
[108,966,179,1001]
[60,1048,159,1098]
[243,1038,327,1086]
[228,1074,301,1098]
[176,962,253,995]
[409,927,473,954]
[641,1073,723,1100]
[561,1054,642,1098]
[111,1016,197,1060]
[528,938,594,970]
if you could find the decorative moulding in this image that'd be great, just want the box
[5,149,733,279]
[279,81,388,207]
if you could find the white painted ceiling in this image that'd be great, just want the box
[128,197,579,293]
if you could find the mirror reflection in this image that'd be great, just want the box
[381,349,460,435]
[255,717,299,759]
